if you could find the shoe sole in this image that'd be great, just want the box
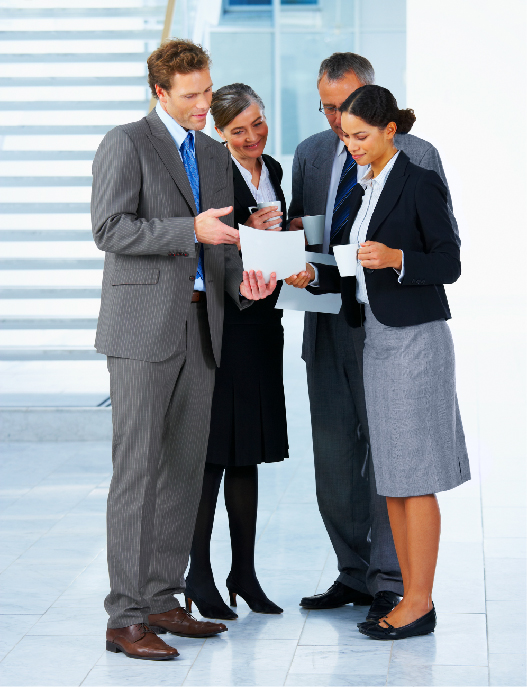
[358,628,435,640]
[300,601,372,610]
[106,640,178,660]
[149,625,228,638]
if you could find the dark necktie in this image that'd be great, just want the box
[330,150,357,245]
[180,132,204,283]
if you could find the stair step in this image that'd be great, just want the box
[0,178,92,187]
[1,8,166,18]
[0,101,149,111]
[0,127,112,136]
[0,286,101,298]
[0,346,103,360]
[0,204,91,213]
[0,316,98,329]
[0,230,93,240]
[0,30,161,40]
[0,53,151,63]
[0,258,104,269]
[0,77,148,87]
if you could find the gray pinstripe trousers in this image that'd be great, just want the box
[104,301,216,628]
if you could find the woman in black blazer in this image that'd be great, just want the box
[185,84,287,620]
[289,86,470,640]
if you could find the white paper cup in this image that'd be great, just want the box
[333,243,359,277]
[303,215,325,245]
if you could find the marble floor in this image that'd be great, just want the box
[0,308,525,686]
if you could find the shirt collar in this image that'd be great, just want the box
[231,154,267,182]
[359,150,400,190]
[156,101,194,151]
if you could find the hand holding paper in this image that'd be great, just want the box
[240,270,277,301]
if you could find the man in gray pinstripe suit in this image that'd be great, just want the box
[92,39,275,661]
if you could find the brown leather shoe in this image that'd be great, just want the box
[106,623,179,660]
[148,607,228,638]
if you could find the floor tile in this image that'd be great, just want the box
[489,653,526,686]
[285,674,387,686]
[386,662,489,686]
[484,558,526,601]
[82,664,189,686]
[390,614,487,666]
[483,507,526,539]
[0,615,41,661]
[299,606,374,645]
[288,645,391,676]
[0,635,104,686]
[484,537,526,559]
[486,601,526,654]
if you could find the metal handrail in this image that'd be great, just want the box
[149,0,176,112]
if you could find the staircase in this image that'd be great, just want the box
[0,0,167,367]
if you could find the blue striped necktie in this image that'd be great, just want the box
[330,150,358,245]
[180,132,204,284]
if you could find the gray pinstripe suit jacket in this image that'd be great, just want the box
[288,129,459,366]
[91,108,245,366]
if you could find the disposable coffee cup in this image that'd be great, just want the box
[302,215,325,245]
[333,243,359,277]
[248,201,281,229]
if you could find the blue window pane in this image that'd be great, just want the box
[228,0,317,5]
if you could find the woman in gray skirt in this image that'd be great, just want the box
[289,85,470,640]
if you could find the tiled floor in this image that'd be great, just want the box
[0,309,525,686]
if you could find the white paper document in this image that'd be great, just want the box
[275,252,342,314]
[239,224,306,283]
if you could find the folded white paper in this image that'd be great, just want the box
[275,251,342,314]
[239,224,306,283]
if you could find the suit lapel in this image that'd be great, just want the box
[194,131,215,214]
[145,109,198,215]
[366,153,410,241]
[233,162,257,210]
[337,184,364,245]
[264,155,287,220]
[311,131,340,206]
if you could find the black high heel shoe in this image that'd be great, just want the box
[226,576,283,615]
[185,581,238,621]
[358,606,436,640]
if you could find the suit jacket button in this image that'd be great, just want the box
[189,276,195,281]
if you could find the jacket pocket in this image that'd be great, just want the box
[112,268,160,286]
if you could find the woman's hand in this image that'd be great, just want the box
[284,263,315,289]
[358,241,402,270]
[245,206,283,231]
[288,217,304,231]
[240,270,277,300]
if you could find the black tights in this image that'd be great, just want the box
[187,463,265,600]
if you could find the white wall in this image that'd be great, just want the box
[407,0,526,304]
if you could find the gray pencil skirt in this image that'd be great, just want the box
[363,305,470,498]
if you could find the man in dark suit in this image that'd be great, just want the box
[92,39,275,661]
[287,52,458,622]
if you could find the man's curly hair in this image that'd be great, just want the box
[147,38,211,98]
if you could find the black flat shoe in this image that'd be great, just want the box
[300,581,373,610]
[185,581,238,621]
[365,590,401,621]
[226,576,283,615]
[359,607,436,640]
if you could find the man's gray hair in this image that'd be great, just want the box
[317,52,375,87]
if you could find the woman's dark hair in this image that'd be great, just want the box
[339,85,416,134]
[210,83,265,131]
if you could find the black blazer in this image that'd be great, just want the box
[225,153,286,324]
[308,151,460,328]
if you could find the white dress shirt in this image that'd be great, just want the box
[352,151,401,304]
[310,150,404,298]
[155,102,205,291]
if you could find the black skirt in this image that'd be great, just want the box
[205,290,288,467]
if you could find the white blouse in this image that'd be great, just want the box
[231,155,278,204]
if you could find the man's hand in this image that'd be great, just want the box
[285,263,315,289]
[288,217,304,231]
[358,241,402,270]
[240,270,277,300]
[245,206,282,231]
[194,206,239,245]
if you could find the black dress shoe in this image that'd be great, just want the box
[365,590,401,621]
[359,607,436,640]
[300,581,373,610]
